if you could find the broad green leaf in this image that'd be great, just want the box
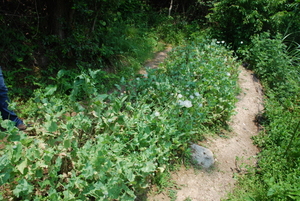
[16,57,23,62]
[82,164,94,180]
[57,69,67,78]
[0,154,10,170]
[63,139,71,149]
[16,159,28,174]
[39,180,51,189]
[13,143,23,163]
[46,121,58,132]
[0,172,11,186]
[47,187,59,200]
[97,94,108,100]
[0,155,11,185]
[63,190,76,200]
[141,162,156,173]
[1,119,15,130]
[44,85,57,96]
[267,187,276,197]
[13,179,33,197]
[125,169,135,182]
[100,20,106,26]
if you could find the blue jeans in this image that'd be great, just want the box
[0,68,24,126]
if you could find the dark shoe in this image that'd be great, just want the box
[17,124,27,131]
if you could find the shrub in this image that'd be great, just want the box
[207,0,300,50]
[239,32,300,104]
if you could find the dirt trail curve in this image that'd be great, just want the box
[145,48,264,201]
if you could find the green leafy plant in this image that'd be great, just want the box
[239,32,299,103]
[0,37,240,200]
[227,30,300,201]
[207,0,300,50]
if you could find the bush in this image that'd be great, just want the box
[0,0,168,98]
[239,32,300,104]
[207,0,300,50]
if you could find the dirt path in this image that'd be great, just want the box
[145,49,264,200]
[170,67,264,201]
[138,45,172,76]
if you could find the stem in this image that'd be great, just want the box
[285,120,300,156]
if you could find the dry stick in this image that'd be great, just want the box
[32,0,40,38]
[168,0,173,17]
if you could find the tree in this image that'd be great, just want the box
[208,0,300,49]
[44,0,74,39]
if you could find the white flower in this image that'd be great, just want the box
[194,92,200,97]
[154,111,160,116]
[240,41,244,44]
[217,41,220,44]
[227,72,231,76]
[177,94,183,99]
[221,41,225,44]
[190,95,195,99]
[198,103,203,107]
[178,100,193,108]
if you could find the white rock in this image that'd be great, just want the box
[190,144,214,169]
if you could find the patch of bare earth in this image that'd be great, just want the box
[147,64,264,200]
[138,45,172,76]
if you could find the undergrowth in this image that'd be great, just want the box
[0,37,239,200]
[227,32,300,201]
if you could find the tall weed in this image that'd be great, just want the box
[239,32,299,103]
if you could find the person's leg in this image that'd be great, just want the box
[0,68,25,129]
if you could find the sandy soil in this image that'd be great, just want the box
[145,49,264,201]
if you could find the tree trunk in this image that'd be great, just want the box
[46,0,73,40]
[168,0,173,17]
